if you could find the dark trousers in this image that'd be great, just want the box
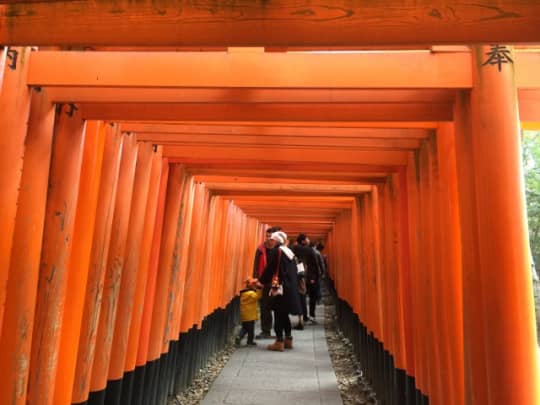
[239,320,255,343]
[307,284,319,318]
[259,286,273,333]
[273,311,291,341]
[299,293,308,321]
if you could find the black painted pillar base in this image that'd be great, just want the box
[328,278,430,405]
[103,378,122,405]
[120,369,135,405]
[76,296,241,405]
[87,388,106,405]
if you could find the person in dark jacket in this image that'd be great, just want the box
[253,226,281,339]
[260,231,301,351]
[292,234,321,324]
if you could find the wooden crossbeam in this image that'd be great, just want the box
[80,103,453,122]
[137,133,421,150]
[2,1,540,46]
[203,182,372,194]
[46,88,456,104]
[123,123,432,139]
[163,145,408,165]
[27,50,471,89]
[188,169,387,183]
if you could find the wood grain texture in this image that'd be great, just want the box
[1,1,540,46]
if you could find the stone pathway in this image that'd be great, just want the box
[201,312,343,405]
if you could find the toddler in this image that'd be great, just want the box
[236,278,262,346]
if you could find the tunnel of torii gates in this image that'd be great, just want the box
[2,2,540,405]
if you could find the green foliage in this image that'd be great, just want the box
[523,130,540,274]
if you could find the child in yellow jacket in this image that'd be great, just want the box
[236,278,263,346]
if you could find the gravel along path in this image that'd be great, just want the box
[168,341,236,405]
[324,298,379,405]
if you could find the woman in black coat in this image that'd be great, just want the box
[259,232,301,351]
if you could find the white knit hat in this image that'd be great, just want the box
[270,232,285,244]
[276,231,287,243]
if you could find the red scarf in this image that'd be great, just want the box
[257,242,267,278]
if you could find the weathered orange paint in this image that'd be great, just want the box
[197,196,219,325]
[54,120,106,405]
[136,160,169,368]
[27,103,87,405]
[124,147,163,373]
[72,124,124,403]
[3,2,540,46]
[173,178,196,335]
[108,142,154,381]
[0,88,55,405]
[193,188,212,325]
[180,183,208,332]
[161,170,192,351]
[147,164,186,362]
[0,47,32,339]
[90,133,138,393]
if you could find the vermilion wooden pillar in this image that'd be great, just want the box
[123,147,163,398]
[180,183,208,332]
[146,164,186,366]
[371,187,384,341]
[435,124,464,405]
[390,172,410,389]
[193,188,211,326]
[173,178,196,336]
[89,133,138,404]
[0,88,55,405]
[221,200,237,306]
[54,121,106,405]
[350,198,362,320]
[132,160,169,405]
[170,177,197,342]
[397,167,416,386]
[72,124,124,404]
[106,142,154,405]
[27,103,87,405]
[138,164,186,405]
[466,45,539,404]
[405,150,426,400]
[0,47,32,338]
[199,196,219,320]
[417,137,441,404]
[453,92,488,405]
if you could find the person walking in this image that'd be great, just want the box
[260,231,301,351]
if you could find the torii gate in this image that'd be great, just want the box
[1,2,540,405]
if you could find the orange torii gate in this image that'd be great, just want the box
[0,13,540,405]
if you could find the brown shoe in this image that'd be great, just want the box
[284,337,293,349]
[267,340,285,352]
